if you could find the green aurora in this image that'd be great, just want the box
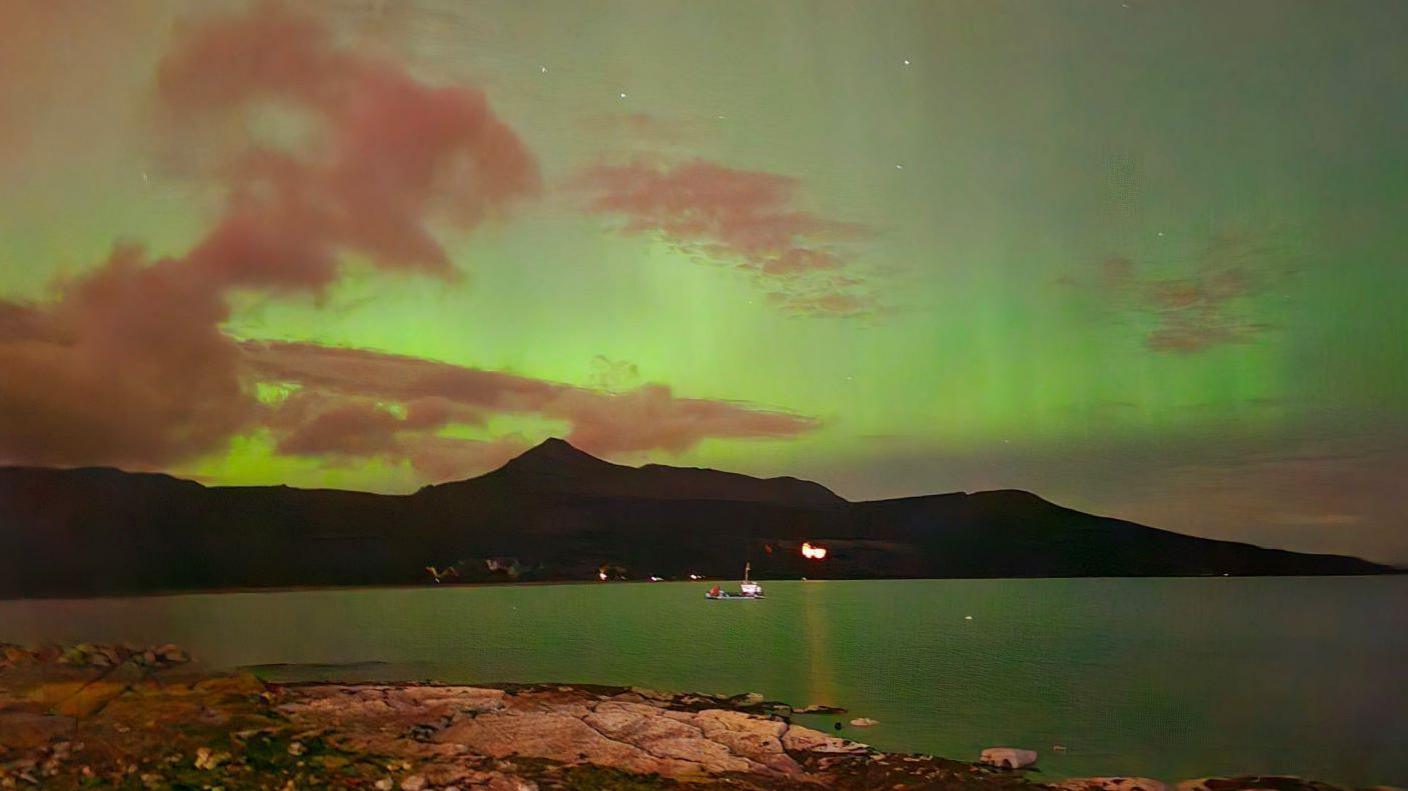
[1,0,1405,562]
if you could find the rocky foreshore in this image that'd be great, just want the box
[0,644,1388,790]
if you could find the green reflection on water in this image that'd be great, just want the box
[1,578,1404,786]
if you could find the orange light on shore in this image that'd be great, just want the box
[801,542,828,560]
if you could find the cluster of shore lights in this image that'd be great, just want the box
[801,542,828,560]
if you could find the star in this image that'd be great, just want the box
[903,58,911,66]
[539,65,548,74]
[618,92,627,99]
[895,164,904,170]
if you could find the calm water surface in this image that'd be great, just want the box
[2,578,1405,785]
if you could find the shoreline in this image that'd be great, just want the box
[3,572,1403,604]
[2,644,1392,791]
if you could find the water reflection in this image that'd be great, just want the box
[1,578,1404,786]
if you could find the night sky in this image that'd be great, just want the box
[2,1,1405,563]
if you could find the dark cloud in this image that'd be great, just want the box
[0,246,256,469]
[578,159,879,318]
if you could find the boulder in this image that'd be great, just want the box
[780,726,868,754]
[35,680,129,718]
[849,717,879,727]
[796,704,846,715]
[979,747,1037,769]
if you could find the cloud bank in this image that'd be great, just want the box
[0,3,817,480]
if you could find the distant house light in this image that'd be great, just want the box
[801,542,828,560]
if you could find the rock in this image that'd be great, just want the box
[731,692,766,707]
[849,717,879,727]
[193,672,266,697]
[627,686,671,702]
[400,774,427,791]
[780,726,869,754]
[38,681,129,718]
[1057,777,1168,791]
[192,747,229,770]
[979,747,1037,769]
[796,704,846,715]
[154,644,190,664]
[374,779,394,791]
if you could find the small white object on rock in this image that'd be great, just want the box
[980,747,1037,769]
[400,775,427,791]
[849,717,879,727]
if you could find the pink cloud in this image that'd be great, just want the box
[579,159,878,317]
[245,341,820,479]
[0,2,537,470]
[0,5,820,481]
[1076,232,1294,354]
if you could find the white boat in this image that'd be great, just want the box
[706,563,764,600]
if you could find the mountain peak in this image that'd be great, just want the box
[520,437,595,459]
[499,437,617,472]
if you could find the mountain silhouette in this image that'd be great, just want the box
[429,437,844,506]
[0,438,1393,597]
